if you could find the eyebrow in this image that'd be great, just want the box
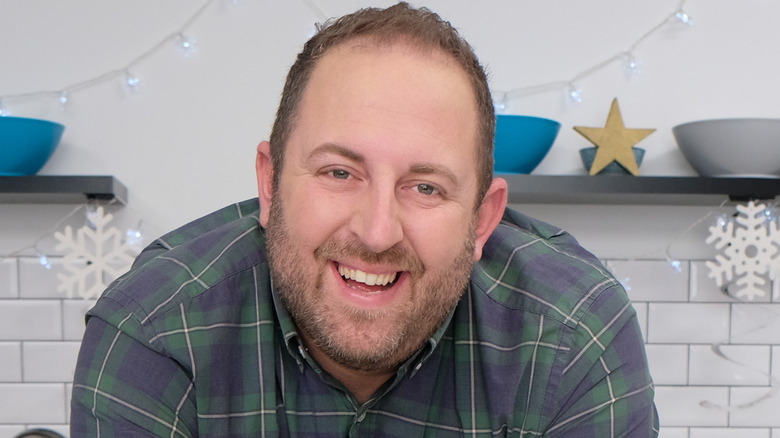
[308,143,460,188]
[307,143,365,163]
[408,163,460,189]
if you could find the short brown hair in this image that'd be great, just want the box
[268,2,494,205]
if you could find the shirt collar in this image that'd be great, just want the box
[270,278,308,372]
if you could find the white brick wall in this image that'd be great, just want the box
[623,257,780,437]
[3,250,780,436]
[0,257,79,434]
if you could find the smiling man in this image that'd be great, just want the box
[71,3,657,437]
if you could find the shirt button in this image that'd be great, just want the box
[356,412,366,423]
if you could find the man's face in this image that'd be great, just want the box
[261,42,487,373]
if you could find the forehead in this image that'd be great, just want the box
[293,40,479,152]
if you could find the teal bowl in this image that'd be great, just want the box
[494,115,560,174]
[0,116,64,175]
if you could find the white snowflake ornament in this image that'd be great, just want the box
[705,201,780,301]
[54,206,138,299]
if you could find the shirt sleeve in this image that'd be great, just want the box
[70,315,198,437]
[544,284,659,437]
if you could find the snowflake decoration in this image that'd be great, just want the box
[54,206,138,299]
[705,201,780,300]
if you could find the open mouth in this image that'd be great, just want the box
[337,264,400,294]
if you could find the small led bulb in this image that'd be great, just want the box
[177,33,198,57]
[625,54,641,77]
[568,85,583,104]
[675,10,693,26]
[125,70,141,93]
[493,91,508,114]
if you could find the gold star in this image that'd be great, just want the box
[574,98,655,176]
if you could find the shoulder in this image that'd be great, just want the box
[471,207,625,326]
[87,199,269,331]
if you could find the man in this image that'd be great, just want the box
[71,3,658,437]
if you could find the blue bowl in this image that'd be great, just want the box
[494,115,560,174]
[0,116,64,175]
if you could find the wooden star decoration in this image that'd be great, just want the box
[574,98,655,176]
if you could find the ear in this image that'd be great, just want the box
[255,141,274,227]
[472,177,508,261]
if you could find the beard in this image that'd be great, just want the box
[265,195,477,374]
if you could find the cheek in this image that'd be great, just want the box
[406,212,475,266]
[282,183,350,249]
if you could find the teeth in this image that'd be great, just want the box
[338,265,397,286]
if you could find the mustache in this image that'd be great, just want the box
[314,238,426,275]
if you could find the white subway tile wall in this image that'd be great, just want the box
[2,254,780,435]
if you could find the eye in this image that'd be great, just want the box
[416,183,437,196]
[330,169,351,180]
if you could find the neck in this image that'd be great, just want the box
[301,336,397,404]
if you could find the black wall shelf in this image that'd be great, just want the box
[1,174,777,207]
[501,174,780,206]
[0,175,128,205]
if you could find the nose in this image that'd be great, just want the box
[349,186,404,254]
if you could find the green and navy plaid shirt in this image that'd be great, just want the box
[71,199,658,437]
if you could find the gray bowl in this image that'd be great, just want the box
[672,118,780,178]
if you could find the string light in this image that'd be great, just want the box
[0,204,85,268]
[493,92,508,113]
[675,9,694,26]
[761,204,779,224]
[1,0,693,115]
[715,213,733,230]
[176,33,198,57]
[567,84,583,104]
[125,220,145,248]
[37,250,53,270]
[85,204,100,230]
[124,70,142,94]
[493,0,693,107]
[623,53,641,77]
[664,249,683,273]
[58,91,70,111]
[0,0,252,114]
[605,198,777,412]
[1,201,151,286]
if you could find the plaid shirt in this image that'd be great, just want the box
[71,199,658,437]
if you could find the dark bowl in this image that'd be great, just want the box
[579,147,645,175]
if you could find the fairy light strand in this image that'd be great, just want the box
[0,0,328,113]
[0,199,147,271]
[0,0,217,109]
[1,1,691,114]
[300,0,329,22]
[494,0,693,108]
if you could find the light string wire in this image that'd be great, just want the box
[300,0,329,23]
[493,0,692,107]
[0,0,691,114]
[606,197,780,412]
[0,203,88,267]
[700,199,780,412]
[0,0,328,114]
[0,0,214,109]
[606,197,729,273]
[0,197,149,272]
